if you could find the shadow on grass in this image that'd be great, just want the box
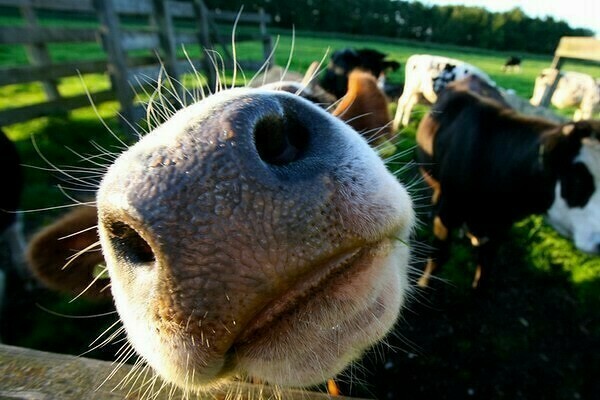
[1,115,126,360]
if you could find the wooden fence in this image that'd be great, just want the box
[0,0,272,129]
[1,343,363,399]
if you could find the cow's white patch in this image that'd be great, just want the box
[547,141,600,254]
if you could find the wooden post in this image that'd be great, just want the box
[259,8,273,67]
[537,58,564,108]
[151,0,179,86]
[192,0,217,91]
[93,0,138,133]
[19,2,61,102]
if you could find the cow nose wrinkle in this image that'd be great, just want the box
[107,220,156,265]
[253,113,310,166]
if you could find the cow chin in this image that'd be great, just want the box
[109,239,410,389]
[234,241,409,387]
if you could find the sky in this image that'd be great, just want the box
[420,0,600,37]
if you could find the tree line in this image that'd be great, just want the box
[204,0,594,54]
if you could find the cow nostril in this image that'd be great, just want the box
[108,221,155,265]
[253,114,310,166]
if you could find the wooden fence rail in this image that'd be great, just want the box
[0,344,361,399]
[0,0,272,129]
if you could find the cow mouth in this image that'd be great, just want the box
[230,240,390,349]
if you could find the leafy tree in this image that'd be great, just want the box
[201,0,595,54]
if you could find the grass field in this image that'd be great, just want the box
[2,23,600,400]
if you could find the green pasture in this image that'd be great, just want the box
[2,25,600,399]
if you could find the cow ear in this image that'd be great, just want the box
[27,206,111,300]
[384,60,401,71]
[564,121,598,140]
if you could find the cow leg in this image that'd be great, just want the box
[467,233,496,289]
[418,213,452,288]
[401,94,419,127]
[393,93,409,131]
[419,167,441,205]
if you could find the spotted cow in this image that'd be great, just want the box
[531,68,600,121]
[393,54,494,129]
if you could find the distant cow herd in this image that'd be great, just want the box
[1,42,599,396]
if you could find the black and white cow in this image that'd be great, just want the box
[416,87,600,288]
[393,54,494,129]
[530,68,600,121]
[320,48,401,99]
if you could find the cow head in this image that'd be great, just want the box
[547,121,600,254]
[320,48,400,98]
[27,78,414,390]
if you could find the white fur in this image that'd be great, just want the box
[98,86,415,389]
[393,54,493,128]
[547,140,600,254]
[530,69,600,121]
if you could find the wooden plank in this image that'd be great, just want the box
[127,59,203,86]
[0,344,361,400]
[0,0,94,12]
[209,10,272,24]
[112,0,153,16]
[121,30,160,51]
[0,89,115,126]
[0,26,97,44]
[555,36,600,63]
[167,0,194,18]
[174,31,198,46]
[0,56,158,86]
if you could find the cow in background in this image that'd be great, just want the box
[393,54,494,129]
[531,68,600,121]
[502,56,522,72]
[416,88,600,288]
[258,64,397,155]
[332,70,396,151]
[320,48,401,99]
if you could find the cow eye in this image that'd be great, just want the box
[560,162,595,208]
